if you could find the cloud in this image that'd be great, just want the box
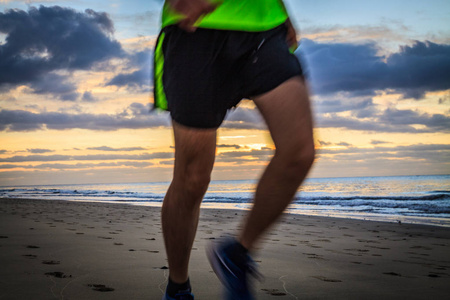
[27,148,54,154]
[0,151,173,163]
[313,143,450,177]
[318,143,450,155]
[217,144,242,149]
[0,103,170,132]
[106,50,152,90]
[82,91,97,102]
[300,39,450,99]
[379,108,450,132]
[87,146,147,152]
[316,107,450,133]
[336,142,353,147]
[0,161,154,170]
[222,107,266,130]
[216,148,274,163]
[370,140,390,145]
[318,140,332,146]
[28,73,80,101]
[314,98,375,114]
[2,99,445,134]
[0,6,125,99]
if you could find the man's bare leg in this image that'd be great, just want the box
[239,76,315,250]
[162,121,217,284]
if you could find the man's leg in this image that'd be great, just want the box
[239,76,315,250]
[162,121,217,284]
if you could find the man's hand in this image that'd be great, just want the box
[285,18,298,51]
[167,0,218,32]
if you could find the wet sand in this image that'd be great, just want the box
[1,198,449,299]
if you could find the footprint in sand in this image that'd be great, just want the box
[42,260,60,265]
[303,253,326,260]
[45,271,71,278]
[87,284,115,292]
[316,239,331,243]
[261,289,287,296]
[312,276,342,282]
[410,245,432,250]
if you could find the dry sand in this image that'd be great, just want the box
[0,198,449,300]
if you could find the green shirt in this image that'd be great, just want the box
[162,0,289,32]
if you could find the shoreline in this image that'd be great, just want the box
[1,197,449,228]
[1,198,450,299]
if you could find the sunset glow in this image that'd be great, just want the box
[0,0,449,186]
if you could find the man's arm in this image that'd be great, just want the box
[278,0,298,51]
[166,0,218,32]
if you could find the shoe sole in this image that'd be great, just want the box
[206,241,234,291]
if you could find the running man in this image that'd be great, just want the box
[154,0,315,299]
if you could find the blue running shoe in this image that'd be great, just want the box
[207,237,262,300]
[162,290,194,300]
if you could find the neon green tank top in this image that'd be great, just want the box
[162,0,289,32]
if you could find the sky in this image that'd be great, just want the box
[0,0,449,186]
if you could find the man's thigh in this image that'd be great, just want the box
[252,76,314,155]
[172,121,217,180]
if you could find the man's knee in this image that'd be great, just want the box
[173,165,211,206]
[276,138,315,177]
[184,171,211,199]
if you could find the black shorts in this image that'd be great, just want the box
[153,23,303,128]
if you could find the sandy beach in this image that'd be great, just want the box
[1,198,449,300]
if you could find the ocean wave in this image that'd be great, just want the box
[1,180,449,217]
[293,193,449,202]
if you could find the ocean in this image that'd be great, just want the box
[1,175,449,227]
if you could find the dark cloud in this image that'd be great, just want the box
[370,140,390,145]
[0,102,170,132]
[27,148,53,154]
[318,143,450,155]
[0,151,173,163]
[3,101,445,133]
[216,148,273,163]
[87,146,147,152]
[315,98,374,114]
[317,141,353,147]
[29,73,80,101]
[379,108,450,132]
[222,107,266,130]
[317,107,450,133]
[106,50,152,90]
[318,140,332,146]
[212,143,450,168]
[0,161,154,170]
[300,39,450,99]
[336,142,352,147]
[217,144,242,149]
[82,91,97,102]
[0,6,125,99]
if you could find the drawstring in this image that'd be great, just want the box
[252,38,266,63]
